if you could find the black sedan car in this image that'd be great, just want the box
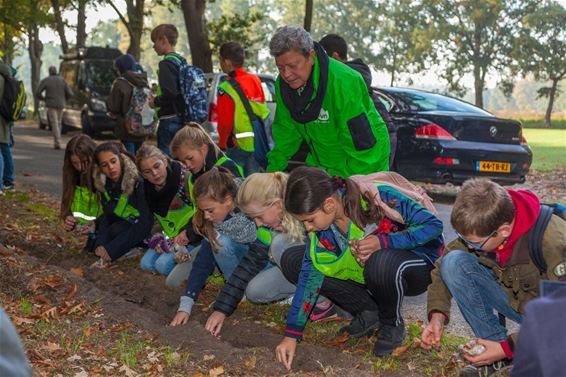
[375,87,532,185]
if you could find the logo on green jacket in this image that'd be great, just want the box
[318,108,329,122]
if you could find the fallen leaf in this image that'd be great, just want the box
[0,244,14,255]
[391,344,410,357]
[3,223,19,231]
[203,354,215,361]
[41,306,58,321]
[70,268,84,278]
[192,373,206,377]
[119,364,138,377]
[84,327,94,337]
[244,356,256,369]
[67,354,82,362]
[322,332,349,346]
[11,316,35,325]
[41,342,62,353]
[43,275,65,289]
[65,282,78,301]
[109,322,134,333]
[209,366,224,377]
[73,370,88,377]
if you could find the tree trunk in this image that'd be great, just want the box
[304,0,313,32]
[181,0,213,72]
[473,63,484,108]
[28,18,43,116]
[544,78,559,128]
[51,0,68,53]
[3,24,15,66]
[76,0,87,49]
[126,0,144,60]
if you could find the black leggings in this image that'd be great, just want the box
[281,246,433,326]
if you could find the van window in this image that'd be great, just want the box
[60,62,78,89]
[85,61,117,96]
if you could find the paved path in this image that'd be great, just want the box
[10,121,518,339]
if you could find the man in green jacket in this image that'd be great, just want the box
[266,26,390,177]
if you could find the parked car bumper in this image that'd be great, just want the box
[395,139,532,185]
[87,110,116,132]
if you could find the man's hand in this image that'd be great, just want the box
[170,311,190,326]
[205,311,226,337]
[95,246,111,262]
[350,235,381,266]
[464,339,506,366]
[421,312,445,350]
[64,216,77,231]
[275,337,297,371]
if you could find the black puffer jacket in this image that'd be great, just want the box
[213,241,271,316]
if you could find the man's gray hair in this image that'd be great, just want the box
[269,25,314,58]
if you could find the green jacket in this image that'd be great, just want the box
[427,215,566,345]
[267,57,390,177]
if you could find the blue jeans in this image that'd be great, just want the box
[157,116,183,157]
[122,140,142,156]
[440,250,522,341]
[212,234,249,279]
[226,148,259,177]
[140,244,194,276]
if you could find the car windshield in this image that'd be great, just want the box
[85,61,117,96]
[386,90,492,115]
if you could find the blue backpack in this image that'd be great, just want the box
[165,54,208,123]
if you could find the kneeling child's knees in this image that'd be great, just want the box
[440,250,475,276]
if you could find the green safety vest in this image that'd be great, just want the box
[71,186,102,224]
[154,172,196,238]
[215,155,244,177]
[103,191,140,223]
[218,80,270,152]
[310,222,366,284]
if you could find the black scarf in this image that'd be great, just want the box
[144,160,182,216]
[280,42,329,124]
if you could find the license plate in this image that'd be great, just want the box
[476,161,511,173]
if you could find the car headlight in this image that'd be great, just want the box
[90,98,107,112]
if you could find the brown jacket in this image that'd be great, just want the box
[427,215,566,343]
[107,70,148,142]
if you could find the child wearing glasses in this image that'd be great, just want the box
[421,178,566,377]
[274,166,444,370]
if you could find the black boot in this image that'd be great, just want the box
[373,320,406,356]
[338,310,380,338]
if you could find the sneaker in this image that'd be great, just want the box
[338,310,381,338]
[310,300,338,322]
[3,185,14,192]
[372,321,406,356]
[458,359,512,377]
[0,190,4,196]
[123,247,143,259]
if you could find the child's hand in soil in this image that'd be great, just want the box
[170,311,190,326]
[205,311,226,337]
[276,337,297,371]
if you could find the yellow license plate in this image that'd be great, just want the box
[476,161,511,173]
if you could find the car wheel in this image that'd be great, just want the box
[81,113,95,138]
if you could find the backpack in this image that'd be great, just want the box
[0,72,26,122]
[349,171,438,225]
[528,203,566,273]
[164,54,208,123]
[226,76,271,169]
[121,78,156,137]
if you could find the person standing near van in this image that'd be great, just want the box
[36,66,73,150]
[217,42,268,176]
[107,54,148,155]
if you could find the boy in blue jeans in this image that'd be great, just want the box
[421,178,566,377]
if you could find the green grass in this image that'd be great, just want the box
[523,128,566,171]
[520,119,566,129]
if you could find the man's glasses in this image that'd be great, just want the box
[456,229,498,250]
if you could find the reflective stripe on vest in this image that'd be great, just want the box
[310,222,366,284]
[218,80,270,152]
[71,186,102,224]
[103,191,140,223]
[215,155,244,177]
[154,173,196,238]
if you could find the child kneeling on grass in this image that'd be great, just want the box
[276,166,444,370]
[421,178,566,377]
